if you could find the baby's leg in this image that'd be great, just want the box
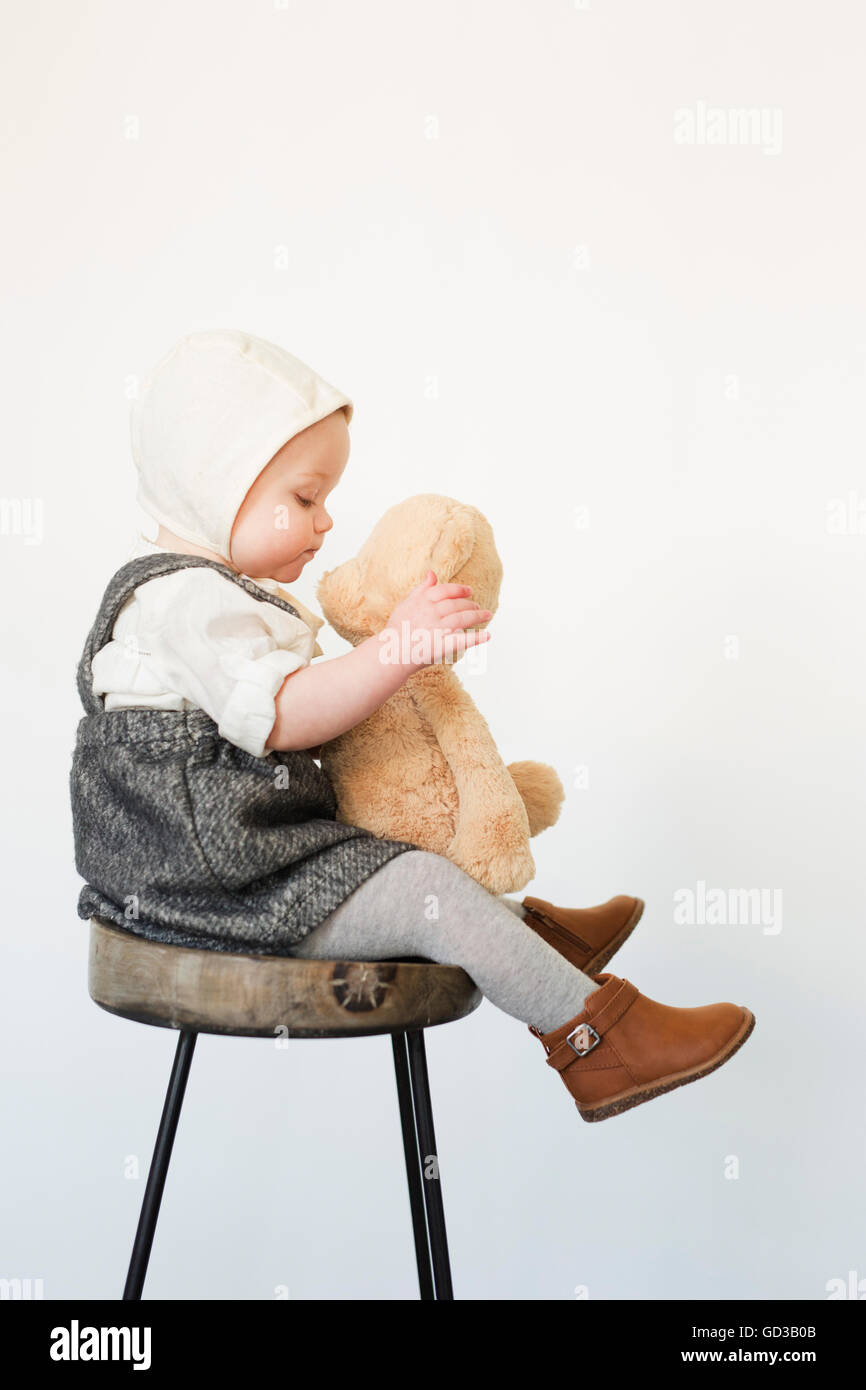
[291,849,597,1033]
[498,895,528,918]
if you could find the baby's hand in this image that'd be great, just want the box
[382,571,492,672]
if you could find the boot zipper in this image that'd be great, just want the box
[524,905,592,956]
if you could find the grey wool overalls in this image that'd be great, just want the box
[69,550,418,954]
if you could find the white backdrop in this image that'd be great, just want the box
[2,0,864,1300]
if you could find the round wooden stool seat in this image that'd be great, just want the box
[88,918,482,1039]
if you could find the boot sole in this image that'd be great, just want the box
[583,897,645,975]
[576,1007,756,1123]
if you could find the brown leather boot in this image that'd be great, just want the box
[521,894,644,974]
[529,973,755,1122]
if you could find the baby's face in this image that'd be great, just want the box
[229,409,350,582]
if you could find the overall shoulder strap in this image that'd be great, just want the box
[76,552,304,715]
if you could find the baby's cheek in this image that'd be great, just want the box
[233,507,298,571]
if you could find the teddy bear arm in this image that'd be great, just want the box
[410,669,534,883]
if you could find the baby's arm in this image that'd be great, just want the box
[265,572,492,753]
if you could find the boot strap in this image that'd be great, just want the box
[544,979,639,1072]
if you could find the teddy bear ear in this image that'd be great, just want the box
[427,503,478,581]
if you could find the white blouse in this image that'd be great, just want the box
[91,534,326,759]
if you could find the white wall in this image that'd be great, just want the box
[2,0,863,1300]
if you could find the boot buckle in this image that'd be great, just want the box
[566,1022,600,1056]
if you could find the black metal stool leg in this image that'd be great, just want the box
[123,1028,198,1300]
[392,1031,435,1300]
[406,1028,454,1300]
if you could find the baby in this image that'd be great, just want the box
[69,328,754,1123]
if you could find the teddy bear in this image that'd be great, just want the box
[313,494,565,895]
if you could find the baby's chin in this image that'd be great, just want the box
[270,549,317,581]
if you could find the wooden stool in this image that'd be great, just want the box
[88,918,482,1301]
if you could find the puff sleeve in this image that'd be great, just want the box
[93,568,317,758]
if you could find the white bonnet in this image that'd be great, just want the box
[130,329,354,560]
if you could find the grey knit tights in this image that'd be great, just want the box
[290,849,600,1032]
